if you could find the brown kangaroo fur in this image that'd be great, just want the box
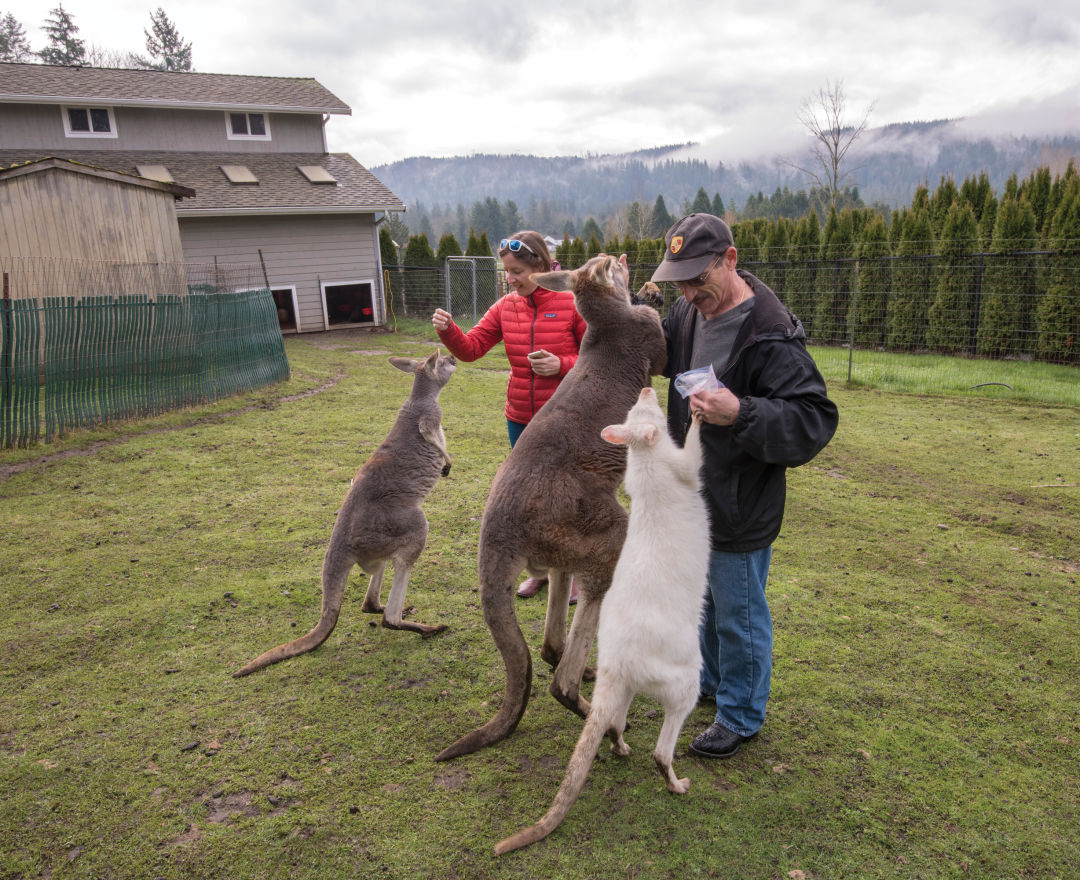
[233,350,456,677]
[435,257,667,761]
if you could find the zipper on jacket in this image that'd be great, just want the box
[529,296,538,416]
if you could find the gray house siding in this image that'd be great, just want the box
[0,104,325,154]
[178,213,381,331]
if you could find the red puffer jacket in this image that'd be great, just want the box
[437,287,586,424]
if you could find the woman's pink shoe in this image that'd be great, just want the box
[516,575,547,598]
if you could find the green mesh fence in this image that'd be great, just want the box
[1,287,289,448]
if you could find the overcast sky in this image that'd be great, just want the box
[14,0,1080,167]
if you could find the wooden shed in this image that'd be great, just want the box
[0,157,195,299]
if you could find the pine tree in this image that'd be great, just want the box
[464,228,483,257]
[140,8,192,71]
[977,191,997,250]
[1019,167,1052,239]
[732,222,760,269]
[690,187,711,214]
[757,218,792,293]
[711,193,726,217]
[926,202,978,353]
[379,227,399,266]
[454,203,468,246]
[567,237,587,268]
[813,208,856,345]
[887,205,934,350]
[786,215,820,333]
[38,4,85,65]
[960,172,992,222]
[648,195,673,238]
[503,200,523,237]
[436,233,462,262]
[403,233,437,267]
[852,212,891,347]
[1034,177,1080,363]
[976,195,1038,358]
[0,12,31,61]
[555,233,572,268]
[929,176,960,240]
[581,217,603,245]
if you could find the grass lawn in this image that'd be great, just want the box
[1,326,1078,879]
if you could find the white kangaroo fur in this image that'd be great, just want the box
[495,386,709,855]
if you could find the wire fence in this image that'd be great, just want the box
[1,260,290,448]
[382,248,1080,405]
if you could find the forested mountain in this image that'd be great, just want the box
[372,120,1080,237]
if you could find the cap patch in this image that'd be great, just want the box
[670,235,684,255]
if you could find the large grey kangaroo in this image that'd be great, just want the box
[233,350,456,678]
[436,256,667,761]
[495,388,709,855]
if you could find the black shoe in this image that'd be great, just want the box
[689,722,753,759]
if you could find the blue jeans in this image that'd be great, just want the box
[699,547,773,737]
[507,419,527,448]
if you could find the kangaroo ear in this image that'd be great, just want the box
[638,424,660,446]
[389,356,418,374]
[530,269,575,292]
[601,424,629,445]
[422,350,441,372]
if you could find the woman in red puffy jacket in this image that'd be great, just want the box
[432,229,586,599]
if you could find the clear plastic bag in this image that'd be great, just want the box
[674,364,723,398]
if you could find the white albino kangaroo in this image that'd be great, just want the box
[495,386,709,855]
[233,350,456,678]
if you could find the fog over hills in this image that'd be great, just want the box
[373,119,1080,222]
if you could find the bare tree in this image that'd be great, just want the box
[85,42,141,68]
[788,79,875,214]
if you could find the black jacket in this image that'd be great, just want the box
[663,271,839,552]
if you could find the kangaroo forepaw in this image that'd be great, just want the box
[441,463,451,477]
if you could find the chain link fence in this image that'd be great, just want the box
[383,247,1079,405]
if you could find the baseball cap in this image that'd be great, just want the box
[651,213,735,283]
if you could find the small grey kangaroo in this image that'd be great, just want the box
[495,385,709,855]
[233,350,457,678]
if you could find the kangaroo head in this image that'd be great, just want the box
[600,386,665,447]
[389,350,457,386]
[531,255,629,325]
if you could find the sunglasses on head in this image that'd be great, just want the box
[677,252,724,287]
[500,238,537,257]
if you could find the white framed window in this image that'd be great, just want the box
[62,106,117,138]
[321,280,377,329]
[237,285,300,333]
[226,111,271,140]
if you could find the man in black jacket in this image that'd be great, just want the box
[652,213,839,758]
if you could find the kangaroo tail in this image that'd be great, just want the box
[232,545,352,678]
[435,574,531,761]
[494,703,610,855]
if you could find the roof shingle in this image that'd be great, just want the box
[0,149,404,213]
[0,62,350,114]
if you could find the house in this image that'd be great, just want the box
[0,62,405,333]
